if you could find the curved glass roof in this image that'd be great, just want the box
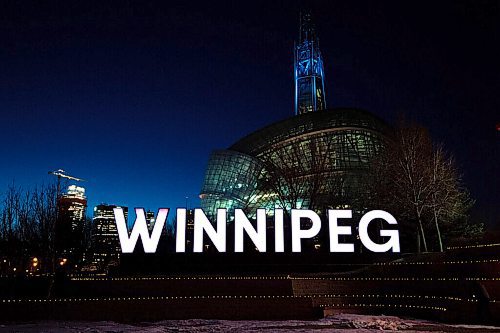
[230,108,391,156]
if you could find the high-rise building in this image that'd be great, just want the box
[59,185,87,232]
[294,11,326,115]
[146,210,155,231]
[92,204,127,269]
[56,185,87,261]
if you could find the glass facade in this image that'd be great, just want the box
[200,108,390,219]
[59,185,87,232]
[200,150,264,220]
[92,204,128,269]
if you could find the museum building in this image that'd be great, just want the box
[200,13,391,220]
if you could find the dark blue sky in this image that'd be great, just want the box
[1,1,498,227]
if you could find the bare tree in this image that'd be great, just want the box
[366,121,479,252]
[0,183,58,273]
[259,134,345,215]
[388,124,434,251]
[1,184,21,259]
[32,184,58,271]
[430,147,479,250]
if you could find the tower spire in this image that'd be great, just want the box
[294,11,326,115]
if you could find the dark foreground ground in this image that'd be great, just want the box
[0,244,498,327]
[1,315,500,333]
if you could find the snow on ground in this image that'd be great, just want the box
[0,315,499,333]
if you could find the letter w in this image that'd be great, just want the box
[114,208,168,253]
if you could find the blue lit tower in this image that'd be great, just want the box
[294,12,326,115]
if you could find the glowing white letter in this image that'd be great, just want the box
[291,209,321,252]
[274,209,284,252]
[359,210,400,252]
[193,208,226,252]
[175,208,186,252]
[234,209,266,252]
[328,209,354,252]
[114,208,168,253]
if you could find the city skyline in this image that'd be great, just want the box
[1,1,498,227]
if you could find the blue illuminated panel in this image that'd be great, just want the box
[294,12,326,115]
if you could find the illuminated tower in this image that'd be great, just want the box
[56,185,87,261]
[59,185,87,232]
[294,11,326,115]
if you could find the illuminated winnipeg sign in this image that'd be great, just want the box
[114,208,400,253]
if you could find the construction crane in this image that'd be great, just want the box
[48,169,85,198]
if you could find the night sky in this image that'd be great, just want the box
[1,1,498,227]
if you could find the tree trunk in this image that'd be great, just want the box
[417,215,428,252]
[432,202,444,252]
[417,227,421,253]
